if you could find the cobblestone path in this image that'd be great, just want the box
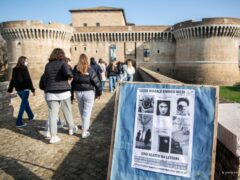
[0,90,115,180]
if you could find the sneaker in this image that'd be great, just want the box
[82,131,90,138]
[50,136,61,144]
[16,123,27,128]
[44,131,51,138]
[29,114,37,121]
[69,125,78,135]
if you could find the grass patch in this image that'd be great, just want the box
[220,85,240,103]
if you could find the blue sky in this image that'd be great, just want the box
[0,0,240,26]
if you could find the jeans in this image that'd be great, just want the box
[127,74,134,81]
[16,90,34,126]
[75,91,95,131]
[117,74,124,82]
[101,81,105,92]
[109,76,117,92]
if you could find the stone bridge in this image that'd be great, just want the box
[0,68,239,179]
[0,83,115,179]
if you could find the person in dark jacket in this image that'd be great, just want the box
[106,61,118,92]
[90,57,102,80]
[65,57,75,103]
[72,54,102,138]
[116,61,124,82]
[43,48,78,144]
[7,56,36,128]
[90,57,102,96]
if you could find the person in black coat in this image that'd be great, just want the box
[90,57,102,97]
[90,57,102,81]
[72,54,102,138]
[42,48,78,144]
[106,61,118,92]
[7,56,36,128]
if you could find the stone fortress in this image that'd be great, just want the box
[0,6,240,85]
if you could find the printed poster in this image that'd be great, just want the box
[131,88,195,177]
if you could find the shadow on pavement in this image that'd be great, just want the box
[52,95,115,180]
[0,117,50,144]
[0,155,42,180]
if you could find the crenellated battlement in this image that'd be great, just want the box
[0,20,73,41]
[72,30,173,42]
[172,18,240,29]
[173,25,240,40]
[0,11,239,85]
[172,18,240,40]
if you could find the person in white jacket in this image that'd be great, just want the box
[98,58,107,92]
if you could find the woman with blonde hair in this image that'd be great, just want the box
[72,54,101,138]
[126,59,135,81]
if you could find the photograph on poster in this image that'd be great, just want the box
[158,135,170,153]
[156,100,171,116]
[176,98,190,116]
[135,114,153,150]
[138,95,154,113]
[171,116,190,155]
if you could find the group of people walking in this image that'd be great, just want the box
[6,48,135,144]
[106,59,135,92]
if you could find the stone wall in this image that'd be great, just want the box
[215,141,239,180]
[0,82,13,121]
[0,21,73,80]
[138,67,182,84]
[71,11,126,27]
[174,37,240,85]
[71,29,173,65]
[172,18,240,85]
[0,34,6,74]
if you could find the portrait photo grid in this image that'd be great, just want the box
[132,88,195,177]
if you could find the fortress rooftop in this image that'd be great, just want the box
[74,25,171,33]
[69,6,124,12]
[0,20,73,31]
[173,17,240,30]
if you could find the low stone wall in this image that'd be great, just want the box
[216,103,240,179]
[215,140,239,180]
[138,67,183,84]
[0,82,13,121]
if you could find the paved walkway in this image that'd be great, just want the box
[0,90,115,180]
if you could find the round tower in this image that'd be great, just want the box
[172,18,240,85]
[0,20,73,79]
